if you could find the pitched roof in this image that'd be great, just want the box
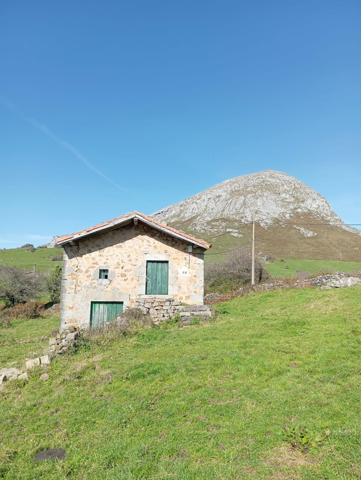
[55,211,211,250]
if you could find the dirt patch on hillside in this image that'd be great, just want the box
[265,444,317,479]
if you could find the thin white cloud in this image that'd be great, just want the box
[0,97,126,192]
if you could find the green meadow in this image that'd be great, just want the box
[267,258,361,278]
[0,316,59,368]
[1,286,361,479]
[0,247,62,272]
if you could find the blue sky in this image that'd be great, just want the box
[1,0,360,247]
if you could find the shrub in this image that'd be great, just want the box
[84,308,153,345]
[0,301,44,325]
[0,304,11,327]
[5,301,43,319]
[0,266,42,307]
[20,243,35,251]
[205,247,267,293]
[46,266,62,303]
[282,424,331,452]
[115,308,153,334]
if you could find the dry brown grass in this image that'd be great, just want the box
[180,213,361,263]
[265,444,318,479]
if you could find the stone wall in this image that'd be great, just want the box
[204,272,361,304]
[0,327,80,389]
[135,296,212,324]
[60,222,205,330]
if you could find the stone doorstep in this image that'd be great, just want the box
[180,317,194,324]
[179,305,211,312]
[178,310,212,317]
[177,311,212,317]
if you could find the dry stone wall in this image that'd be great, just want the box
[135,296,212,324]
[0,327,80,389]
[205,272,361,304]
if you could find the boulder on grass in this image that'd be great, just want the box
[0,367,22,383]
[25,358,41,370]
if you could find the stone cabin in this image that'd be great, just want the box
[56,211,211,330]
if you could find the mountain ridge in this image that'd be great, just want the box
[155,170,344,232]
[154,170,361,261]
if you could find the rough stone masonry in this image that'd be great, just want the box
[58,215,210,330]
[135,296,213,324]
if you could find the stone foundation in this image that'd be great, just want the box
[135,296,213,324]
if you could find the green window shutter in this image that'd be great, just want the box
[90,302,123,328]
[146,261,169,295]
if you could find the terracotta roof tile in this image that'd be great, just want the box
[55,211,211,250]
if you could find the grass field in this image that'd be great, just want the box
[0,247,62,272]
[1,286,361,479]
[267,258,361,278]
[0,316,59,368]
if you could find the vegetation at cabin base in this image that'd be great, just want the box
[0,315,58,368]
[1,287,361,478]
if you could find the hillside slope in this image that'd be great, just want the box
[155,171,361,261]
[1,286,361,479]
[0,247,62,272]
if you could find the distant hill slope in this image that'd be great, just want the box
[0,247,62,272]
[154,171,361,261]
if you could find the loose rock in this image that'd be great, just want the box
[0,367,21,383]
[311,273,361,289]
[25,358,41,370]
[40,355,51,366]
[34,448,66,461]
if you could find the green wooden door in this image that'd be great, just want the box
[146,261,169,295]
[90,301,123,328]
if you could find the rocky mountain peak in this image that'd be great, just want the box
[154,170,342,234]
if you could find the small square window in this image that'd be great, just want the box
[99,269,109,280]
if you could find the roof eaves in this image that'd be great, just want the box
[56,211,211,249]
